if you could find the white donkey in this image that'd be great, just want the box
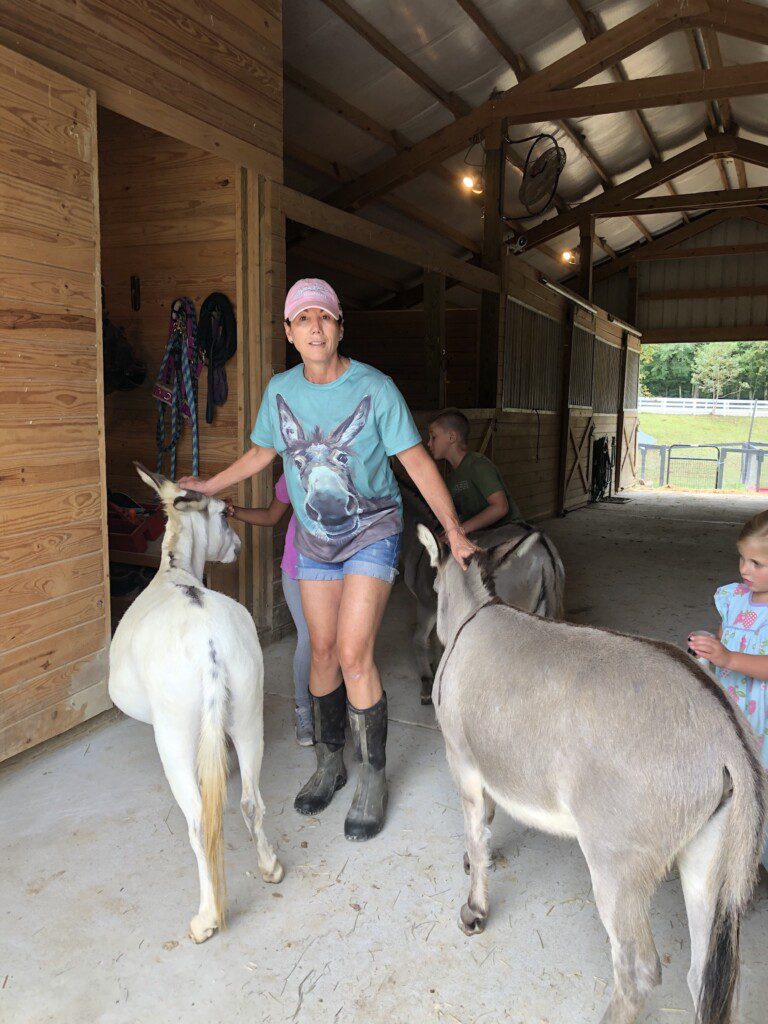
[109,464,283,943]
[418,525,766,1024]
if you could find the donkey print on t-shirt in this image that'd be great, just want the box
[276,394,393,545]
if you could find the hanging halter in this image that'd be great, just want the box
[152,298,201,479]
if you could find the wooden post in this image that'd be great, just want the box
[478,121,505,408]
[614,330,629,492]
[578,217,594,301]
[424,271,446,409]
[556,305,576,515]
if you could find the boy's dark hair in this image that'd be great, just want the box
[430,407,470,445]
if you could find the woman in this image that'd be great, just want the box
[179,278,476,842]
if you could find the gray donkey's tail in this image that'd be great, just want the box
[697,726,766,1024]
[537,532,565,619]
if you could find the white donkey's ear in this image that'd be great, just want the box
[134,461,166,495]
[417,523,441,568]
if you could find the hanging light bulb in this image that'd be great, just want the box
[561,249,575,264]
[462,173,476,189]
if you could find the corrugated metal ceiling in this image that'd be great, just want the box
[283,0,768,302]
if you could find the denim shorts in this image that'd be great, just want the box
[296,532,401,584]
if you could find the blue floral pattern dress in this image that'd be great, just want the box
[714,582,768,868]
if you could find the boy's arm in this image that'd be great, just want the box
[228,496,289,528]
[459,491,509,534]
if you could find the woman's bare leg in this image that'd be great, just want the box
[299,579,344,696]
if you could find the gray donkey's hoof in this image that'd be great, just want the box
[459,902,486,935]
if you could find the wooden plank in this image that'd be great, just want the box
[0,88,91,162]
[0,215,94,274]
[0,171,94,239]
[0,254,95,311]
[1,584,105,652]
[642,325,768,343]
[1,486,102,536]
[0,617,105,691]
[596,184,768,216]
[0,336,96,382]
[0,31,282,180]
[634,241,768,261]
[0,551,103,614]
[0,46,92,121]
[0,650,108,728]
[279,185,498,293]
[0,676,111,762]
[0,129,93,199]
[0,381,98,422]
[1,420,99,461]
[0,520,102,576]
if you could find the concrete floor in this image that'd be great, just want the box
[2,490,767,1024]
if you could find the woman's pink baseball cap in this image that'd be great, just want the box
[284,278,342,322]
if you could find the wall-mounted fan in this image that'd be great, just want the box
[513,133,567,217]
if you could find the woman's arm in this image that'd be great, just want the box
[228,496,289,528]
[396,443,478,569]
[688,633,768,680]
[177,444,277,496]
[458,491,509,534]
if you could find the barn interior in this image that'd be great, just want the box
[1,1,768,1021]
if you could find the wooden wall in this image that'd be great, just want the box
[99,109,242,600]
[0,0,282,180]
[0,48,111,760]
[344,309,479,409]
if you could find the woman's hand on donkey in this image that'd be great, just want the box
[445,526,479,571]
[177,475,214,495]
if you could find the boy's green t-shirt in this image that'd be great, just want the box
[447,451,522,528]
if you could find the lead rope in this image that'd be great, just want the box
[435,597,503,706]
[153,298,200,478]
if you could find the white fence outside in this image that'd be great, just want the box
[639,397,768,416]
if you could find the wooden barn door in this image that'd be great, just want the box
[0,45,111,760]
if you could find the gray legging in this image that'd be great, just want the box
[281,572,311,711]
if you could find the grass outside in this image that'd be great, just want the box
[638,413,768,491]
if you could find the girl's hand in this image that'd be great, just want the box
[224,499,236,519]
[446,526,479,571]
[177,475,213,495]
[688,633,732,669]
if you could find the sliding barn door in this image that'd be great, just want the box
[0,44,110,760]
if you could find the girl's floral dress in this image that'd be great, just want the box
[715,582,768,868]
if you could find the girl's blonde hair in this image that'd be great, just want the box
[738,509,768,544]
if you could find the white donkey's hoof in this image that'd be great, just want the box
[459,902,486,935]
[189,914,218,943]
[262,859,285,884]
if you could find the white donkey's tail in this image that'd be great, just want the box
[197,656,229,928]
[698,711,766,1024]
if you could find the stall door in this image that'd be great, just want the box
[0,45,110,760]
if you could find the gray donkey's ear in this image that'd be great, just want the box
[417,523,442,569]
[134,461,166,495]
[491,531,540,573]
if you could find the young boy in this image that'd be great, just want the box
[427,408,523,533]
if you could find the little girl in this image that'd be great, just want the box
[689,509,768,871]
[227,474,312,746]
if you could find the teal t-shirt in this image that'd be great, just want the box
[251,359,421,562]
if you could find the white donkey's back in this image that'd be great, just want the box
[109,464,283,943]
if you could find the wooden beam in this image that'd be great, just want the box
[452,0,527,79]
[318,0,471,118]
[593,210,736,281]
[278,185,499,293]
[640,284,768,301]
[634,241,768,261]
[696,0,768,48]
[424,272,447,408]
[642,325,768,344]
[525,135,732,248]
[578,219,594,300]
[595,185,768,216]
[322,0,683,210]
[290,240,406,294]
[284,141,481,255]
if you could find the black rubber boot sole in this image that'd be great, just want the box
[294,770,347,816]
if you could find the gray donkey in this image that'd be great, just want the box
[400,478,564,704]
[418,524,766,1024]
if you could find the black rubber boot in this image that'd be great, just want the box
[344,693,388,842]
[294,685,347,816]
